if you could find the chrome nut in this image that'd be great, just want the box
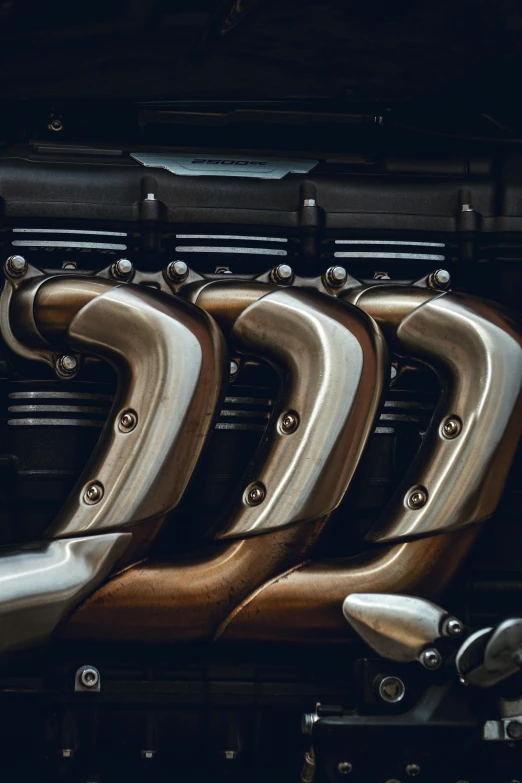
[166,260,189,282]
[407,488,428,509]
[118,409,138,433]
[441,417,462,439]
[325,266,348,288]
[83,482,104,505]
[279,410,299,434]
[5,255,28,278]
[271,263,294,285]
[56,355,78,377]
[111,258,134,281]
[245,483,266,506]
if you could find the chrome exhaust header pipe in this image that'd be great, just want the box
[0,267,227,654]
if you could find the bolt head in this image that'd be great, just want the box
[112,258,134,280]
[420,648,442,670]
[273,263,294,284]
[303,198,316,207]
[442,417,462,439]
[141,750,155,759]
[337,762,353,775]
[222,751,238,760]
[245,483,266,506]
[406,763,421,777]
[57,355,78,376]
[49,118,64,132]
[378,675,406,704]
[6,255,28,277]
[407,488,428,509]
[444,617,464,638]
[83,482,104,505]
[229,360,239,378]
[62,749,74,758]
[166,260,188,282]
[507,720,522,740]
[279,410,299,434]
[326,266,348,287]
[430,268,451,290]
[80,666,100,688]
[118,409,138,433]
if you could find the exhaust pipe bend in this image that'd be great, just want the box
[0,271,227,654]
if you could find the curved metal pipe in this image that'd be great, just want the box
[214,286,387,537]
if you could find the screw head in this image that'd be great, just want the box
[141,750,155,759]
[166,260,189,282]
[507,720,522,740]
[407,488,428,509]
[83,482,104,505]
[442,417,462,439]
[429,268,451,290]
[420,648,442,670]
[230,360,239,379]
[112,258,134,280]
[49,118,64,132]
[326,266,348,288]
[245,482,266,506]
[56,355,78,377]
[118,409,138,433]
[279,410,300,434]
[272,263,294,285]
[378,675,406,704]
[405,764,421,777]
[5,255,28,277]
[444,617,464,638]
[337,762,353,775]
[80,666,100,688]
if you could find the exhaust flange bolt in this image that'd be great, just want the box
[442,417,462,439]
[5,255,28,278]
[111,258,134,281]
[420,648,442,670]
[326,266,348,288]
[407,488,428,509]
[83,482,104,505]
[56,355,78,377]
[166,260,189,282]
[245,483,266,506]
[272,263,294,285]
[118,409,138,433]
[429,268,451,290]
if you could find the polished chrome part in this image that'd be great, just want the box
[365,291,522,542]
[24,278,227,537]
[337,762,353,775]
[118,409,138,433]
[214,287,387,538]
[111,258,134,281]
[378,676,406,704]
[271,263,294,285]
[229,359,239,378]
[429,268,451,290]
[75,665,101,692]
[407,488,428,509]
[420,648,442,670]
[279,410,299,434]
[131,152,318,180]
[342,593,453,664]
[5,254,28,277]
[444,617,464,638]
[457,619,522,689]
[325,266,348,288]
[56,354,79,378]
[166,260,189,282]
[245,483,266,506]
[441,417,462,439]
[0,532,129,655]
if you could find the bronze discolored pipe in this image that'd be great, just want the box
[215,526,480,643]
[62,517,327,643]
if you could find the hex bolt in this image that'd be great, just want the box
[230,360,239,379]
[111,258,134,281]
[80,666,100,689]
[378,675,406,704]
[443,617,464,638]
[279,411,300,434]
[272,263,294,285]
[337,762,353,775]
[56,355,79,377]
[62,749,74,758]
[420,648,442,670]
[118,410,138,433]
[83,482,104,505]
[5,255,28,278]
[507,720,522,740]
[442,417,462,439]
[141,750,155,760]
[325,266,348,288]
[245,483,266,506]
[429,268,451,290]
[405,764,421,777]
[222,751,238,760]
[166,260,189,282]
[407,488,428,509]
